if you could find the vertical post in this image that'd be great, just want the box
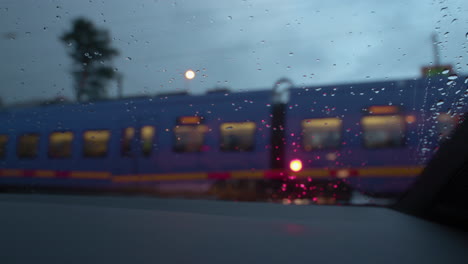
[270,78,292,170]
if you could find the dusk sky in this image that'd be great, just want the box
[1,0,467,105]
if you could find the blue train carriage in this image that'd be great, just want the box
[0,99,135,191]
[282,75,466,201]
[0,90,277,199]
[114,90,276,199]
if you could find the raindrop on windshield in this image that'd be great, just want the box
[448,74,458,80]
[436,100,445,106]
[442,69,450,74]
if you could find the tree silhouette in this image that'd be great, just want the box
[61,18,119,102]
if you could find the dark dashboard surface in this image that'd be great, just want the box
[0,194,466,264]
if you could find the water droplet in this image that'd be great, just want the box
[442,69,450,74]
[289,52,294,56]
[466,32,468,40]
[446,80,455,85]
[226,126,233,130]
[436,100,445,106]
[227,16,232,20]
[464,77,468,84]
[126,57,132,61]
[448,74,458,80]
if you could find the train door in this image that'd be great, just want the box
[113,123,139,178]
[134,116,158,177]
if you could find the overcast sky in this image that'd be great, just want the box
[1,0,467,105]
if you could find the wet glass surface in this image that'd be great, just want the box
[1,0,467,205]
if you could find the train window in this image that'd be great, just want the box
[121,127,135,157]
[302,118,342,151]
[0,135,8,159]
[436,113,456,139]
[220,122,256,151]
[362,115,405,148]
[17,134,40,159]
[173,125,208,152]
[83,130,110,158]
[48,132,74,158]
[141,126,155,156]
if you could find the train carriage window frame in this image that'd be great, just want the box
[141,125,155,157]
[17,133,40,159]
[173,116,208,153]
[48,131,74,159]
[0,134,8,159]
[301,118,343,151]
[83,130,111,158]
[121,127,135,157]
[361,115,406,149]
[220,122,256,152]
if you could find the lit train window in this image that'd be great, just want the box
[141,126,155,156]
[83,130,110,158]
[362,115,405,148]
[173,125,208,152]
[436,113,456,139]
[302,118,342,151]
[121,127,135,157]
[0,135,8,159]
[48,132,73,158]
[17,134,40,159]
[220,122,256,151]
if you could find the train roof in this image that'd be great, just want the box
[1,74,463,116]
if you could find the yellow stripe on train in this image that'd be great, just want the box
[0,169,23,177]
[35,170,55,178]
[0,166,424,182]
[358,166,423,178]
[70,171,111,179]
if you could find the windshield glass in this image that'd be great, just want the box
[1,0,467,206]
